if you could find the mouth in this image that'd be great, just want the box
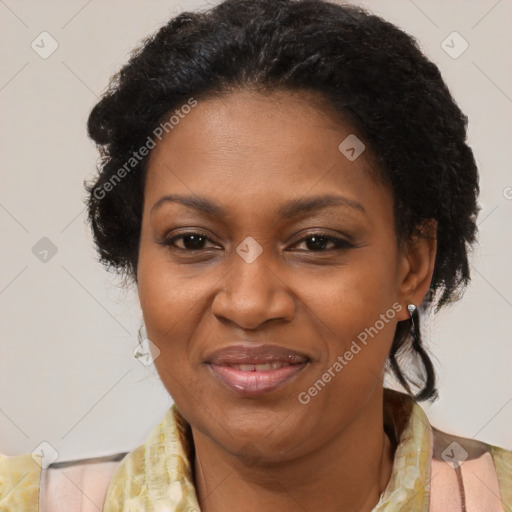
[205,344,310,396]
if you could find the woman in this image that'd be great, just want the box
[1,0,510,510]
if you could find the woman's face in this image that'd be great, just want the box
[137,90,417,463]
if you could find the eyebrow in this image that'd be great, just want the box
[150,193,365,218]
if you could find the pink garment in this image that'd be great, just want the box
[39,454,125,512]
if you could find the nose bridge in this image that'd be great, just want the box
[231,240,273,299]
[211,238,295,329]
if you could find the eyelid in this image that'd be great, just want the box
[160,231,219,250]
[288,231,355,252]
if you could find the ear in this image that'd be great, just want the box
[396,219,437,321]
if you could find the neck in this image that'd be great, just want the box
[192,389,395,512]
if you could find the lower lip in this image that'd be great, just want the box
[208,363,308,396]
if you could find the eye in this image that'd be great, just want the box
[160,232,218,251]
[159,231,354,253]
[291,233,354,252]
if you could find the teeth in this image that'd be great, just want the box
[255,362,285,371]
[231,362,288,371]
[255,363,272,371]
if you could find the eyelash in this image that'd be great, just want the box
[159,231,354,253]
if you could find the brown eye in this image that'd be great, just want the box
[292,234,353,252]
[161,232,216,251]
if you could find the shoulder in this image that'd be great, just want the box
[0,452,41,511]
[38,453,128,512]
[1,451,129,512]
[429,427,512,512]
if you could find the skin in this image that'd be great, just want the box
[137,89,437,512]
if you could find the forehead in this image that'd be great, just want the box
[144,89,391,222]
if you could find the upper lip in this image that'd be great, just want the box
[206,344,310,365]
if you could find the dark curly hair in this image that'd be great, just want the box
[85,0,479,402]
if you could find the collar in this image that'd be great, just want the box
[103,388,433,511]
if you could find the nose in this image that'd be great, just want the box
[211,248,295,330]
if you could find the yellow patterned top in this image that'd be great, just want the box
[1,388,511,511]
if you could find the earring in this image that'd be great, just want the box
[407,303,420,350]
[135,322,146,353]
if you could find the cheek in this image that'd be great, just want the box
[137,229,210,334]
[300,246,401,378]
[311,248,400,324]
[136,239,225,398]
[292,264,400,429]
[137,243,194,368]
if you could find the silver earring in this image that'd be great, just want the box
[407,303,420,350]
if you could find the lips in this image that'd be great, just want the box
[205,344,310,396]
[206,344,309,365]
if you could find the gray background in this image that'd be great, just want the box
[1,0,511,462]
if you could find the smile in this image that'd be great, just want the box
[208,361,309,396]
[204,343,311,396]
